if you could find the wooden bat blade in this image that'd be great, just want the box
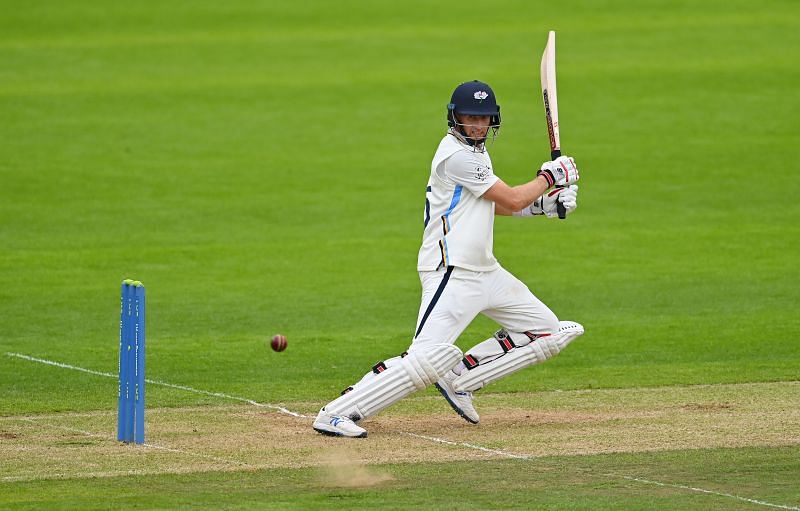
[540,30,560,159]
[540,30,566,219]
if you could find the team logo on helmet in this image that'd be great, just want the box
[473,91,489,100]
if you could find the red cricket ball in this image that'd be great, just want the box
[270,334,287,352]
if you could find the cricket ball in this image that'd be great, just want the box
[270,334,287,352]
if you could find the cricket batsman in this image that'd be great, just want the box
[313,80,584,437]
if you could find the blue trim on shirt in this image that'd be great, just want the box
[440,185,462,265]
[444,185,463,231]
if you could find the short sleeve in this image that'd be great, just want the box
[444,150,499,197]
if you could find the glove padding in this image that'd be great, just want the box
[537,156,580,187]
[512,184,578,218]
[542,185,578,218]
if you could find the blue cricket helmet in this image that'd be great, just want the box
[447,80,501,128]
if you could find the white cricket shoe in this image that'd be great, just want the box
[435,370,479,424]
[313,408,367,438]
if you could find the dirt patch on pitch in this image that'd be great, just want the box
[1,381,797,481]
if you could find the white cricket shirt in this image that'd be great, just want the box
[417,133,500,272]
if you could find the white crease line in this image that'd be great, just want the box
[8,351,799,510]
[620,476,800,511]
[5,352,309,419]
[17,417,251,468]
[402,432,533,460]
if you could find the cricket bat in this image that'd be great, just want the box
[540,30,567,219]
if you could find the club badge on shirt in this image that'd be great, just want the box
[474,165,491,182]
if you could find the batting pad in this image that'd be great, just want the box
[325,343,462,421]
[453,321,583,393]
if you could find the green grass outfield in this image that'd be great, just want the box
[1,1,799,509]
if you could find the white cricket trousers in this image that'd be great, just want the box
[412,265,559,348]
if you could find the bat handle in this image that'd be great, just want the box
[550,149,567,220]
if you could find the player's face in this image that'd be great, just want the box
[457,114,490,141]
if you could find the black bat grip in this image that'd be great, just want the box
[550,149,567,220]
[556,201,567,219]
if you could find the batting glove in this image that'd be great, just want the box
[537,156,580,187]
[542,185,578,218]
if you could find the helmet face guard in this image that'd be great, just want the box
[446,80,501,147]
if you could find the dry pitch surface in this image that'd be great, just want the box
[2,381,798,485]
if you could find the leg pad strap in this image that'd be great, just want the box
[453,321,584,392]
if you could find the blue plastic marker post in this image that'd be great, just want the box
[117,279,146,444]
[119,280,134,442]
[133,283,146,444]
[117,281,127,441]
[124,283,136,442]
